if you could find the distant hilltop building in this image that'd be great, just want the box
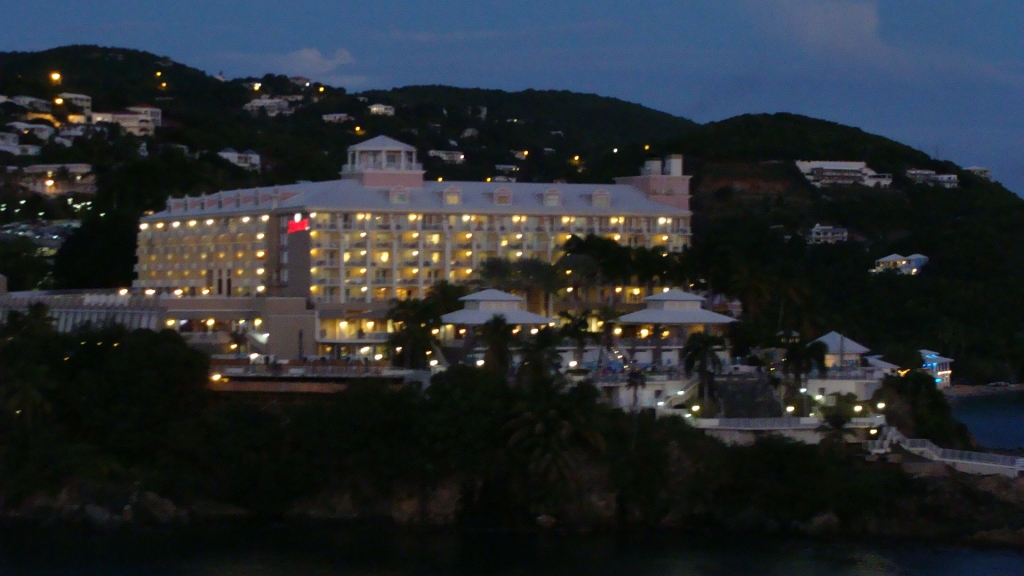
[808,223,848,244]
[428,150,465,165]
[795,161,892,188]
[133,135,692,303]
[368,103,394,116]
[11,96,52,112]
[321,113,352,124]
[243,95,293,117]
[57,92,92,112]
[217,149,261,171]
[905,169,958,189]
[872,253,928,275]
[966,166,992,181]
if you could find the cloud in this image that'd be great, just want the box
[220,47,361,85]
[745,0,890,63]
[387,21,613,44]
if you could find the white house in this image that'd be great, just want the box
[906,169,958,189]
[966,166,992,181]
[6,122,55,141]
[368,103,395,116]
[872,254,929,275]
[808,223,848,244]
[12,96,52,112]
[127,105,162,128]
[58,93,92,112]
[428,150,465,165]
[321,113,352,123]
[90,111,154,136]
[461,128,479,138]
[218,148,261,171]
[0,132,41,157]
[243,96,291,117]
[920,350,954,388]
[17,163,95,195]
[795,161,892,188]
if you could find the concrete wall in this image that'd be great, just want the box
[285,228,312,298]
[806,378,881,401]
[0,274,6,296]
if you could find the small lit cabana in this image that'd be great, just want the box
[615,289,736,329]
[440,289,554,326]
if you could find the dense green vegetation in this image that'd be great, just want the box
[1,307,969,532]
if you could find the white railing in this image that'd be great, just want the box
[867,426,1024,476]
[689,414,884,431]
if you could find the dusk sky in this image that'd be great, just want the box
[3,0,1023,192]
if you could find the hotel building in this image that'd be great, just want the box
[134,136,692,305]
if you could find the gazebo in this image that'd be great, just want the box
[440,289,554,326]
[615,289,736,329]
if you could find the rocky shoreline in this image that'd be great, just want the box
[944,384,1024,398]
[6,465,1024,550]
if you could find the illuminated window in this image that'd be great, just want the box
[592,190,610,208]
[494,189,512,205]
[543,189,561,207]
[443,187,461,205]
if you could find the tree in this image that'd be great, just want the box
[479,315,516,380]
[558,309,592,364]
[782,339,828,395]
[478,257,518,292]
[681,332,725,407]
[386,298,438,369]
[516,327,563,388]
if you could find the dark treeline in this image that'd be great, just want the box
[0,304,977,532]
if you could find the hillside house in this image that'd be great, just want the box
[127,105,162,128]
[0,132,40,156]
[58,93,92,112]
[12,96,51,112]
[428,150,465,164]
[966,166,992,181]
[218,149,261,171]
[17,163,95,195]
[872,254,929,275]
[368,103,394,116]
[6,122,55,140]
[921,350,954,388]
[795,161,892,188]
[243,96,292,117]
[90,111,154,136]
[808,223,848,244]
[906,169,958,189]
[322,113,352,123]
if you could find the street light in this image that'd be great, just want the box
[876,402,886,410]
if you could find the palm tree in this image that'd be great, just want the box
[782,338,828,396]
[518,258,564,315]
[681,332,725,406]
[424,281,469,317]
[626,368,647,412]
[479,315,516,380]
[516,327,564,388]
[386,298,438,369]
[558,309,592,365]
[632,246,668,296]
[594,305,620,374]
[478,257,518,292]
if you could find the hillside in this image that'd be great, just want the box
[2,46,1024,382]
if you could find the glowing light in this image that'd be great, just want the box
[50,72,61,82]
[569,360,578,368]
[206,319,215,327]
[785,406,795,413]
[476,359,485,367]
[877,402,886,410]
[166,319,176,327]
[205,219,214,225]
[260,214,270,222]
[54,98,64,105]
[613,234,621,241]
[188,220,197,227]
[145,289,156,296]
[429,360,439,367]
[613,327,622,336]
[156,223,164,229]
[210,373,222,382]
[691,405,700,413]
[118,288,129,296]
[255,250,266,258]
[854,405,863,413]
[242,216,251,223]
[139,223,149,230]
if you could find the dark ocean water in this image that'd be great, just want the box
[2,527,1023,576]
[951,390,1024,449]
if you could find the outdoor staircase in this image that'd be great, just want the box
[867,426,1024,477]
